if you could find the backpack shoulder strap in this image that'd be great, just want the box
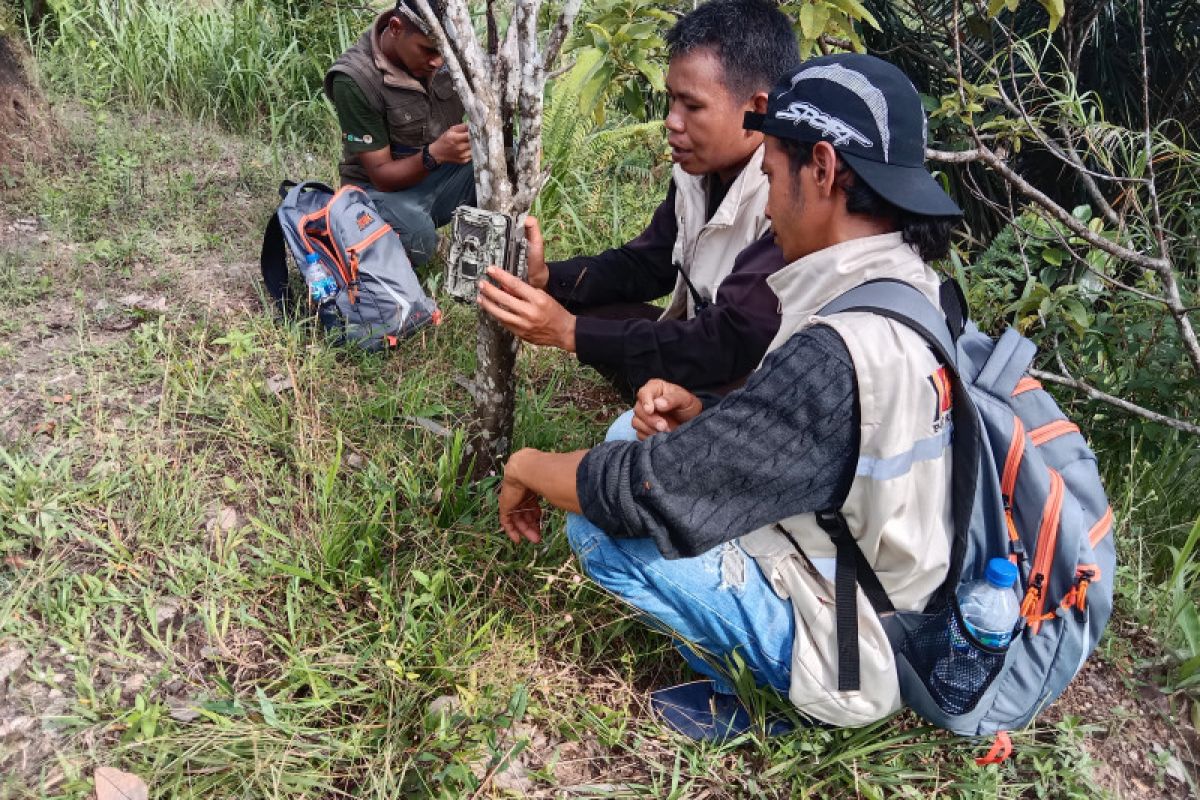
[261,210,290,308]
[820,277,980,588]
[819,278,958,367]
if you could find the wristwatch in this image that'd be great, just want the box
[421,144,440,172]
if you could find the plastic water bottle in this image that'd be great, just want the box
[300,252,338,305]
[929,558,1020,713]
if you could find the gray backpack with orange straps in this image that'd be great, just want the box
[815,279,1114,754]
[261,181,440,350]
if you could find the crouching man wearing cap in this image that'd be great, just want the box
[324,0,475,266]
[494,53,964,738]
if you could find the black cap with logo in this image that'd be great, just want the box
[744,53,962,217]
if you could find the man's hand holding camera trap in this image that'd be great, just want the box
[476,222,578,352]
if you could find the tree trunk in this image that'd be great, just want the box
[472,315,520,476]
[413,0,581,477]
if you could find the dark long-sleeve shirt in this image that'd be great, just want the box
[576,324,860,560]
[546,183,786,393]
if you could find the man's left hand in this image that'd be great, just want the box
[477,266,577,352]
[498,449,544,544]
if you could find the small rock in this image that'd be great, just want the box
[205,507,239,535]
[346,452,366,470]
[0,715,36,738]
[153,600,183,629]
[0,648,29,686]
[123,673,147,698]
[199,646,221,660]
[165,696,201,723]
[428,694,461,717]
[100,317,136,332]
[265,373,293,395]
[118,294,168,315]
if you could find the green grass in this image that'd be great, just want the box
[0,98,1138,800]
[3,1,1198,796]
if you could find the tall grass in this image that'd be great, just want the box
[30,0,372,153]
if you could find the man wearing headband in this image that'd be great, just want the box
[324,0,474,266]
[494,54,963,738]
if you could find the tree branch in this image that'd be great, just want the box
[542,0,583,72]
[1029,369,1200,436]
[927,146,1167,270]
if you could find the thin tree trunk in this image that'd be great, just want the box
[473,316,520,475]
[414,0,581,477]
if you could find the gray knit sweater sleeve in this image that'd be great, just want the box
[576,324,859,559]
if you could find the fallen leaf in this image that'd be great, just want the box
[405,415,452,438]
[31,420,57,436]
[94,767,149,800]
[49,394,72,404]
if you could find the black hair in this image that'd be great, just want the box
[665,0,801,99]
[778,139,958,262]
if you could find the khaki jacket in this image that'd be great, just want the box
[661,146,771,320]
[740,232,953,725]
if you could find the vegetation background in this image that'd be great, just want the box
[0,0,1197,797]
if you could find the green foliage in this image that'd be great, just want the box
[778,0,881,56]
[987,0,1066,32]
[536,49,668,252]
[567,0,674,122]
[1164,516,1200,695]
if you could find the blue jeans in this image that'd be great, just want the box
[363,162,476,266]
[565,411,795,695]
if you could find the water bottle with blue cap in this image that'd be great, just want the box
[300,252,338,305]
[929,558,1021,713]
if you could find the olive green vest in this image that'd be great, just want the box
[323,12,465,186]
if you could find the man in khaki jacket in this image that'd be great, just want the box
[492,54,964,738]
[324,0,473,266]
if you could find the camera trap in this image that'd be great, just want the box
[445,206,528,303]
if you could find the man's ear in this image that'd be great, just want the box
[811,141,840,196]
[750,91,768,114]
